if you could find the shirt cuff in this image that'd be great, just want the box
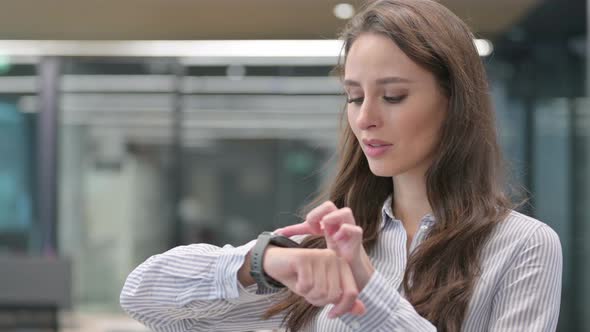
[339,270,400,331]
[214,239,257,299]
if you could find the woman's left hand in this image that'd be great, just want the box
[276,201,375,290]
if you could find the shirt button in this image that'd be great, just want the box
[350,321,361,330]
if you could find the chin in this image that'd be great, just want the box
[367,160,399,177]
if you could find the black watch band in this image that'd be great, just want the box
[250,231,299,291]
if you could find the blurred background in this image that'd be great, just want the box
[0,0,586,331]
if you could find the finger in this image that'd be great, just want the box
[332,224,363,244]
[320,208,355,250]
[293,257,314,296]
[320,208,356,230]
[350,299,366,316]
[331,224,363,263]
[325,258,344,304]
[275,223,316,237]
[328,260,359,318]
[306,201,338,232]
[306,260,330,305]
[278,202,339,238]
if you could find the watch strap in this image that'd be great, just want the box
[249,231,298,291]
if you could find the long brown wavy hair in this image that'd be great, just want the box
[264,0,513,330]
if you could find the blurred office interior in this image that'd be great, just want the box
[0,0,587,331]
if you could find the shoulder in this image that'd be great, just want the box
[482,210,562,264]
[499,210,561,246]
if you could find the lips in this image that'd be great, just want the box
[362,139,392,147]
[361,139,393,158]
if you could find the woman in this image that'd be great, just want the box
[120,0,562,331]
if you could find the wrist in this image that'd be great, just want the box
[250,232,298,292]
[351,253,375,290]
[238,251,256,286]
[262,245,280,277]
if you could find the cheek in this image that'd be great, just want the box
[396,108,444,152]
[346,109,360,135]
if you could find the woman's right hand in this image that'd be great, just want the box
[262,246,366,319]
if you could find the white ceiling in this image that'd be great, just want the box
[0,0,540,40]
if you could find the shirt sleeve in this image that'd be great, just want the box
[119,240,287,332]
[337,270,436,331]
[488,224,562,331]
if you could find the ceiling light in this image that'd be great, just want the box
[333,3,355,20]
[474,39,494,57]
[0,39,492,58]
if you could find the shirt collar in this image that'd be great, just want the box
[380,194,436,230]
[381,195,395,225]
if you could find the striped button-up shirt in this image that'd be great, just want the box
[120,196,562,331]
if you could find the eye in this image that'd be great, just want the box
[347,97,364,105]
[383,95,407,104]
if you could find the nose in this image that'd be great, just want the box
[355,97,382,130]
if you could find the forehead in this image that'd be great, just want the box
[344,32,427,82]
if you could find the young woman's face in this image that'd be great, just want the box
[344,33,448,177]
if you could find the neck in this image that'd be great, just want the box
[392,169,432,236]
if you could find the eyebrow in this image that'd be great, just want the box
[343,76,413,87]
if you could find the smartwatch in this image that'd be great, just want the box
[250,231,299,292]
